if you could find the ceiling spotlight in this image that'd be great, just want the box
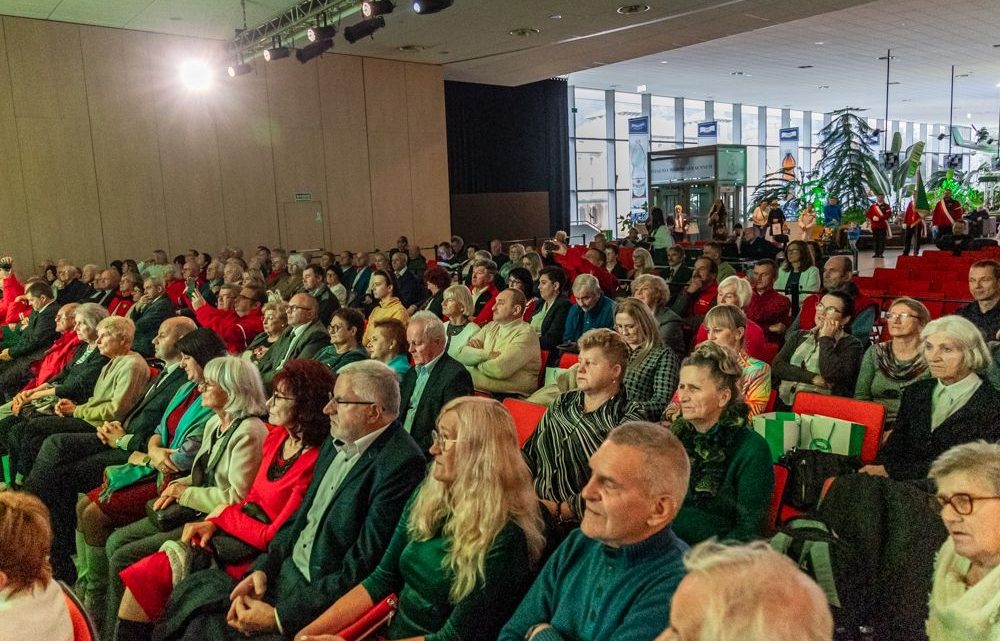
[345,16,386,43]
[617,4,651,14]
[295,39,332,63]
[412,0,452,14]
[307,25,337,43]
[363,0,395,18]
[263,45,289,61]
[179,59,212,91]
[227,62,252,77]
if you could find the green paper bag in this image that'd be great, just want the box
[800,415,866,457]
[752,411,802,463]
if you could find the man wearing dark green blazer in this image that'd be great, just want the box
[257,293,328,391]
[399,312,474,455]
[153,360,426,641]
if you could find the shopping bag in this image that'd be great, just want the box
[799,415,866,457]
[752,411,802,463]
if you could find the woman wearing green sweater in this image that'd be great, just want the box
[854,297,930,429]
[670,342,773,545]
[296,396,546,641]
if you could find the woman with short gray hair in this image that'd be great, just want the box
[926,441,1000,641]
[442,284,479,359]
[862,315,1000,481]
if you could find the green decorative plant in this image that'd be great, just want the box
[928,168,985,210]
[814,107,883,225]
[866,131,925,213]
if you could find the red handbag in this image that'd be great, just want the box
[336,593,399,641]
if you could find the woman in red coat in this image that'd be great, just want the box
[112,360,336,637]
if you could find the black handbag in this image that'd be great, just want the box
[208,502,273,564]
[145,501,203,532]
[778,449,862,511]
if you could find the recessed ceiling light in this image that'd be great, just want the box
[814,41,824,45]
[509,27,540,37]
[967,113,973,119]
[439,50,450,55]
[818,85,830,89]
[877,55,897,60]
[659,60,669,64]
[888,81,901,85]
[797,65,814,69]
[637,84,647,92]
[169,16,183,21]
[731,71,745,76]
[901,98,913,102]
[956,73,970,78]
[398,45,425,52]
[617,4,650,15]
[549,14,562,20]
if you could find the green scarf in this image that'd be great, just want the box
[671,403,750,502]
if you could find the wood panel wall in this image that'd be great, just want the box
[0,16,450,273]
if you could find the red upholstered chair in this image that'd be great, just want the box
[557,352,579,369]
[60,581,98,641]
[779,392,886,523]
[537,349,550,387]
[764,388,778,413]
[503,398,548,447]
[766,464,789,536]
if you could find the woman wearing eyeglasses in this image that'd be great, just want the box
[926,441,1000,641]
[102,356,269,634]
[862,316,1000,481]
[294,396,545,641]
[111,360,334,640]
[505,267,538,321]
[854,297,931,430]
[772,290,863,409]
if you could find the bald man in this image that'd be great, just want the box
[257,293,327,390]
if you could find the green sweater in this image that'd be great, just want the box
[361,500,535,641]
[853,344,929,424]
[672,426,774,545]
[499,527,688,641]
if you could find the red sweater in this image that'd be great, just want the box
[209,427,319,578]
[108,294,135,317]
[554,248,618,297]
[866,203,891,231]
[23,332,81,389]
[194,305,264,354]
[746,289,792,335]
[0,274,30,324]
[471,284,500,326]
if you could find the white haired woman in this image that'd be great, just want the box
[103,356,268,633]
[926,441,1000,641]
[863,316,1000,481]
[693,275,769,361]
[294,396,545,641]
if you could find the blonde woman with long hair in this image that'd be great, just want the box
[295,396,545,641]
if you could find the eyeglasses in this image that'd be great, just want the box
[270,392,294,403]
[885,312,915,322]
[431,429,457,451]
[816,304,844,316]
[328,394,375,407]
[936,493,1000,515]
[287,305,311,312]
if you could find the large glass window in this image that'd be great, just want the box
[651,96,676,140]
[575,139,608,190]
[576,192,610,229]
[747,148,760,190]
[614,92,642,140]
[615,141,630,190]
[742,105,759,145]
[812,113,826,148]
[789,110,804,133]
[683,99,706,145]
[715,102,734,144]
[574,88,606,139]
[765,108,782,146]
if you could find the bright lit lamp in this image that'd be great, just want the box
[179,59,212,91]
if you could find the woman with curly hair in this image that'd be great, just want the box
[295,396,545,641]
[111,359,334,639]
[670,342,773,545]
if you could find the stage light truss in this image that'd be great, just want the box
[231,0,360,60]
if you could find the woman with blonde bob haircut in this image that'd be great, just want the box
[613,298,679,420]
[295,396,545,641]
[442,283,480,359]
[655,540,833,641]
[0,492,73,641]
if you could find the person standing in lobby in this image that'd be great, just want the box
[867,194,892,258]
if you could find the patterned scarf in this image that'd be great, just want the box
[874,340,927,382]
[671,403,750,502]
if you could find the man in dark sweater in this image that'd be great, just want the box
[955,260,1000,344]
[500,422,690,641]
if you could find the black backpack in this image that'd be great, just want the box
[771,517,871,641]
[778,448,861,511]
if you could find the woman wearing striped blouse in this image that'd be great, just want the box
[524,329,644,529]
